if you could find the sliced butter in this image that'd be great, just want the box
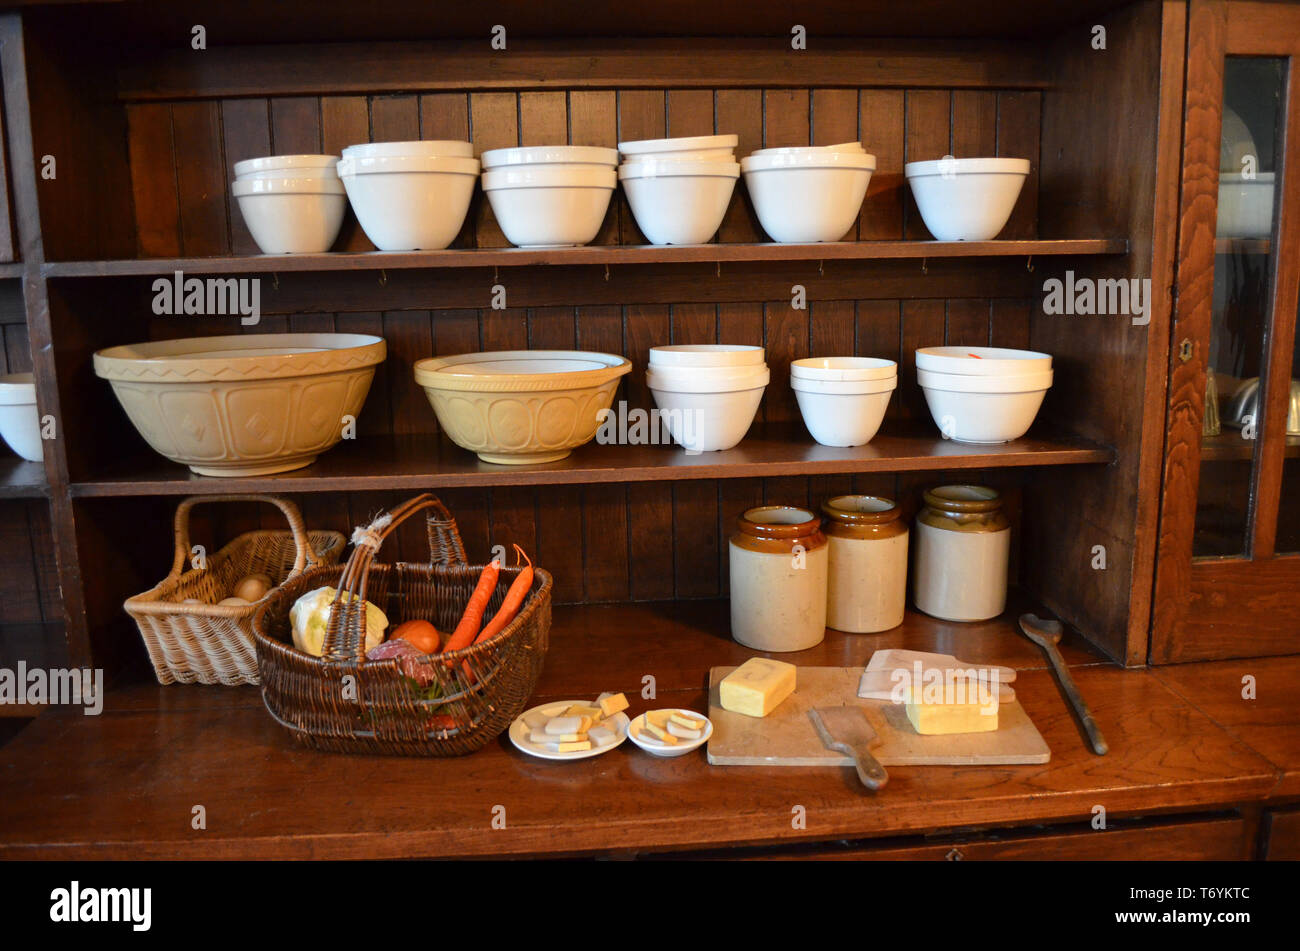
[719,658,797,718]
[555,740,592,753]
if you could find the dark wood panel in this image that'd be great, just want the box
[320,95,372,251]
[568,90,619,246]
[117,39,1052,101]
[125,103,180,258]
[1264,807,1300,860]
[903,89,951,239]
[859,89,905,240]
[1032,0,1182,665]
[170,102,228,257]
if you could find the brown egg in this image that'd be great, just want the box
[232,573,273,603]
[218,596,250,607]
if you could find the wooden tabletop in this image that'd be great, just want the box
[0,599,1287,859]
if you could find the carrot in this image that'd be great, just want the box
[441,559,500,653]
[473,545,533,645]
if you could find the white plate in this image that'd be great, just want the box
[627,709,713,757]
[508,701,630,761]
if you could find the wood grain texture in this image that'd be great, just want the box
[0,599,1277,859]
[1151,0,1228,663]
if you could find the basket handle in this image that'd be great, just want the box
[321,493,457,664]
[168,494,320,582]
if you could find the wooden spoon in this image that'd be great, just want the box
[1018,613,1108,755]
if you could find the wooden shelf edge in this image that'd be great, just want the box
[0,459,49,499]
[42,239,1129,278]
[67,428,1116,498]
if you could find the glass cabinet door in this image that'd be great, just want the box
[1153,1,1300,663]
[1193,57,1285,559]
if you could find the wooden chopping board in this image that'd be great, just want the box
[707,666,1050,766]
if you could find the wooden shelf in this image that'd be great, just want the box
[42,239,1128,278]
[68,423,1114,498]
[1200,430,1300,462]
[0,262,23,280]
[1214,237,1271,255]
[0,598,1283,859]
[0,457,48,499]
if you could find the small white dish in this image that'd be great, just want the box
[619,134,738,159]
[915,346,1051,377]
[481,145,618,169]
[627,709,713,758]
[508,701,630,761]
[741,152,876,243]
[618,160,740,245]
[342,140,474,159]
[233,154,339,178]
[648,345,765,368]
[793,375,896,447]
[790,356,897,382]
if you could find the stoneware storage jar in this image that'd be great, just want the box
[913,485,1010,622]
[729,505,828,651]
[821,495,908,633]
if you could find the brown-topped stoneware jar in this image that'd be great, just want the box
[729,505,828,651]
[821,495,909,633]
[913,484,1011,622]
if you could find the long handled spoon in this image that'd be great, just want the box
[1018,613,1108,755]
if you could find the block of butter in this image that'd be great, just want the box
[904,683,999,735]
[719,658,797,718]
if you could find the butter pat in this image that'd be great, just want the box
[555,740,592,753]
[904,692,999,735]
[719,658,797,718]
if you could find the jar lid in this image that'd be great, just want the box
[821,495,901,525]
[922,484,1002,514]
[736,505,822,540]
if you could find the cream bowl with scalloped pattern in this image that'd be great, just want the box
[93,333,386,476]
[414,350,631,465]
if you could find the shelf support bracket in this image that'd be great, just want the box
[715,261,721,278]
[1026,255,1034,273]
[604,264,611,282]
[921,257,927,275]
[378,269,387,287]
[818,260,824,277]
[271,272,279,291]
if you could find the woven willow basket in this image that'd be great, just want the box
[124,495,345,686]
[251,493,552,757]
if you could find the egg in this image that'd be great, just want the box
[232,573,273,603]
[218,596,250,607]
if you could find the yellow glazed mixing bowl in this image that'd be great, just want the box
[414,350,631,464]
[94,333,385,476]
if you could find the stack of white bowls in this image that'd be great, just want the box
[337,141,479,251]
[617,135,740,245]
[916,346,1053,443]
[740,143,876,242]
[481,145,618,247]
[790,357,897,447]
[905,157,1030,240]
[645,345,768,452]
[231,154,346,254]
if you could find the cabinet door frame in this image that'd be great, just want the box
[1152,0,1300,663]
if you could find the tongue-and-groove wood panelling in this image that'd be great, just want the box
[123,86,1040,258]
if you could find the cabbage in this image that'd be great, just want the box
[289,586,388,657]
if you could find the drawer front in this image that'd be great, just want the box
[652,816,1250,860]
[1264,807,1300,860]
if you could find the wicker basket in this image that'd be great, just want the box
[124,495,345,686]
[251,493,552,757]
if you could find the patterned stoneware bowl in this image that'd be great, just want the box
[414,350,631,464]
[94,333,386,476]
